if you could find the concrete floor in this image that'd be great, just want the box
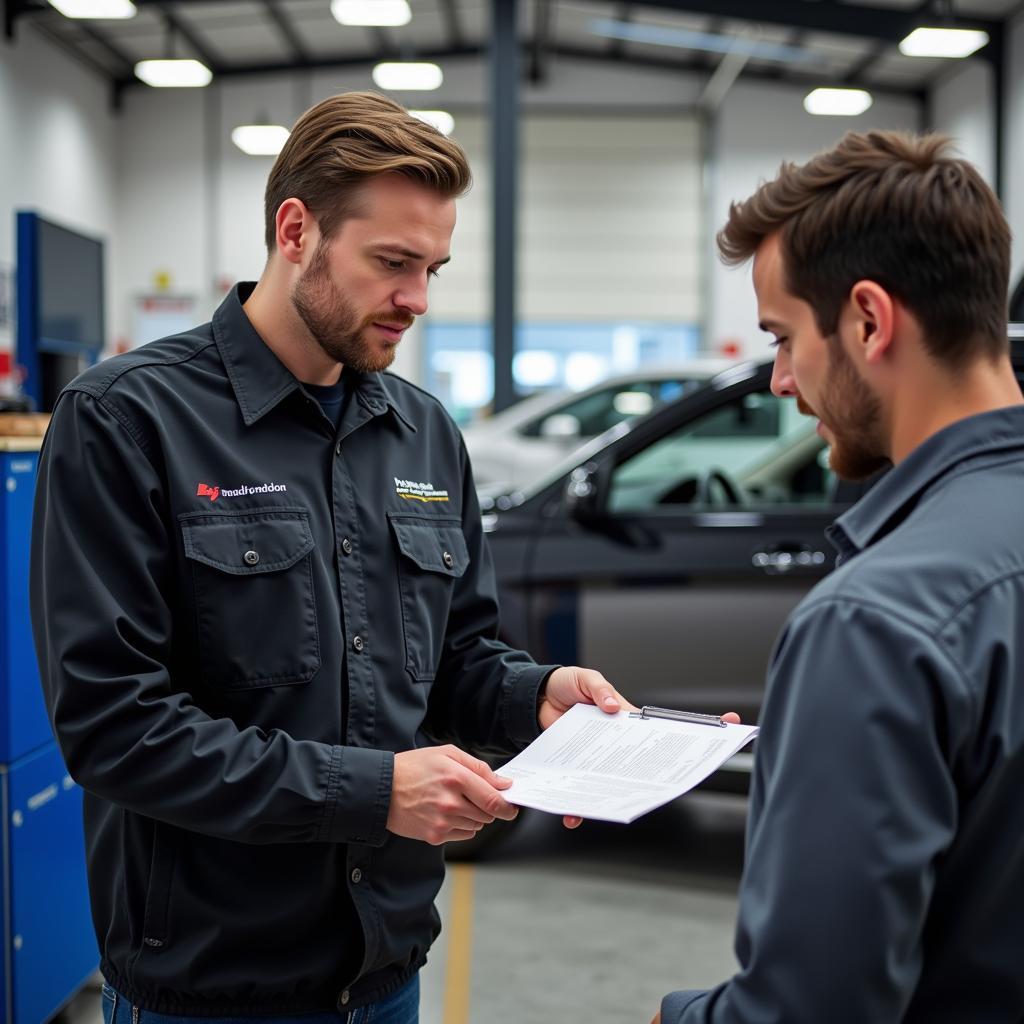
[60,793,746,1024]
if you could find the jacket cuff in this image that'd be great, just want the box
[503,664,560,748]
[661,989,708,1023]
[319,745,395,847]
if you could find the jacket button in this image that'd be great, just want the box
[336,442,342,455]
[352,636,364,653]
[351,868,362,884]
[341,538,353,556]
[243,550,260,566]
[340,990,350,1006]
[442,550,454,569]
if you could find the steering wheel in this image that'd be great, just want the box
[695,468,743,506]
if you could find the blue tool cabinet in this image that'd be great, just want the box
[0,444,98,1023]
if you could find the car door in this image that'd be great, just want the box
[520,363,852,725]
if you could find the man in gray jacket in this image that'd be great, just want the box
[655,131,1024,1023]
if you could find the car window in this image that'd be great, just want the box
[520,378,702,439]
[608,387,836,512]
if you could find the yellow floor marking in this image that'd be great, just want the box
[442,863,475,1024]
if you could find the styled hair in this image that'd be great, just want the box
[264,91,471,253]
[717,130,1010,365]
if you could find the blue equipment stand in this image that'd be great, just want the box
[0,443,98,1022]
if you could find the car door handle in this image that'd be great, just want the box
[752,547,827,574]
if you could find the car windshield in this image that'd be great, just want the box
[481,362,762,508]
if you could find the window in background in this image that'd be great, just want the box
[424,320,700,425]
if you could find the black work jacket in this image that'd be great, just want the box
[30,284,554,1016]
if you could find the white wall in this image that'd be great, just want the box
[706,81,922,361]
[930,59,995,186]
[0,23,118,356]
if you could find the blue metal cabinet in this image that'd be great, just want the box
[2,742,97,1024]
[0,441,98,1022]
[0,448,51,763]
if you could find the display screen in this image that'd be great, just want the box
[37,218,104,349]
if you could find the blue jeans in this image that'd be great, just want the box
[100,975,419,1024]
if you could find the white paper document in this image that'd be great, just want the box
[499,704,759,824]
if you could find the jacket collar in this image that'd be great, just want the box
[829,404,1024,556]
[212,282,417,432]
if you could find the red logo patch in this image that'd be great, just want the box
[196,483,220,502]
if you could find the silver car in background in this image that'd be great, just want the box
[462,360,733,493]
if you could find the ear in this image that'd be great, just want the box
[848,280,895,366]
[274,198,318,266]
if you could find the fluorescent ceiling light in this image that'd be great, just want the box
[409,110,454,135]
[135,59,213,88]
[803,87,873,116]
[331,0,410,26]
[48,0,136,16]
[372,62,443,91]
[899,27,989,58]
[231,124,290,156]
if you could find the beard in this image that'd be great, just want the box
[799,338,888,481]
[291,240,412,374]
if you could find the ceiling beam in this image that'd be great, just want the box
[107,36,928,103]
[153,2,221,69]
[439,0,464,50]
[113,43,484,90]
[608,1,631,58]
[262,0,309,65]
[370,24,399,58]
[529,0,552,84]
[843,42,890,84]
[74,19,135,74]
[624,0,1000,46]
[551,41,926,102]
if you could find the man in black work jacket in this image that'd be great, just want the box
[30,92,628,1023]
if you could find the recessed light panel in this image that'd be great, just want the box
[135,59,213,88]
[899,27,989,58]
[803,88,873,116]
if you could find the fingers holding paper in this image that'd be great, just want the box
[386,745,519,846]
[538,665,636,731]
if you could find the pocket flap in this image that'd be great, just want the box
[389,516,469,577]
[181,511,314,575]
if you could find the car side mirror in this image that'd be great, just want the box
[564,462,603,521]
[540,413,582,440]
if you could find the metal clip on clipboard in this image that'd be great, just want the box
[628,705,727,728]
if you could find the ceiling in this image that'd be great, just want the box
[8,0,1024,103]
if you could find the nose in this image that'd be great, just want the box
[770,350,796,398]
[394,274,429,317]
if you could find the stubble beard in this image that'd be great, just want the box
[291,240,408,374]
[802,338,889,482]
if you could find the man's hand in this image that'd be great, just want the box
[539,665,635,830]
[539,665,634,730]
[386,745,518,845]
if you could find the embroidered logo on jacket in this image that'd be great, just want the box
[394,477,449,503]
[196,481,287,502]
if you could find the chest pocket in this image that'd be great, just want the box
[389,514,469,682]
[180,509,320,690]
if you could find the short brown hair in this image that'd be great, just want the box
[264,91,471,253]
[717,130,1010,365]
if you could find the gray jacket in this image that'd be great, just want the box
[663,404,1024,1024]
